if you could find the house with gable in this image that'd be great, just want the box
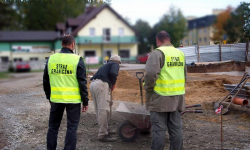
[0,4,138,72]
[55,4,138,63]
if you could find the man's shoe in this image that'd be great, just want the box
[98,135,117,142]
[108,129,117,135]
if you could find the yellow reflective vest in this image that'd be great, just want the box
[153,46,185,96]
[48,53,82,103]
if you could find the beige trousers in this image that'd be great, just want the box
[90,79,110,139]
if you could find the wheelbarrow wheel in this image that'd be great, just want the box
[118,120,140,142]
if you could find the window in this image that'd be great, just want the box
[84,51,96,57]
[89,28,95,36]
[67,27,72,34]
[204,28,207,33]
[190,40,193,45]
[103,28,111,42]
[119,50,130,58]
[118,28,124,36]
[204,37,207,43]
[185,40,188,45]
[199,29,202,34]
[199,38,202,43]
[14,58,22,62]
[1,57,9,63]
[30,57,39,61]
[193,23,196,28]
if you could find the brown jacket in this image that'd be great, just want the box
[144,43,186,112]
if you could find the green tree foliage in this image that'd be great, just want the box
[0,2,21,30]
[224,5,244,43]
[223,2,250,43]
[0,0,110,30]
[134,19,152,54]
[149,7,186,48]
[241,2,250,40]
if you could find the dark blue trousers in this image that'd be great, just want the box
[47,103,81,150]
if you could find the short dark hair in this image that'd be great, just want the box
[156,31,170,42]
[62,35,75,46]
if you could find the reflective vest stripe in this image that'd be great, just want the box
[51,95,81,99]
[155,79,185,84]
[51,87,80,92]
[154,86,185,92]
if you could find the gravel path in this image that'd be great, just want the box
[0,72,250,150]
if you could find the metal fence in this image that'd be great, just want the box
[177,43,249,64]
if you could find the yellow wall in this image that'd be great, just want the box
[77,8,135,36]
[77,45,102,57]
[77,44,137,58]
[120,44,137,56]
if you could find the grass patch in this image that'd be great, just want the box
[0,72,10,79]
[31,69,44,72]
[85,64,103,69]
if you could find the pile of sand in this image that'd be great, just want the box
[88,70,233,106]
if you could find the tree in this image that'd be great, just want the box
[0,0,111,31]
[0,2,22,30]
[211,6,233,42]
[134,19,152,54]
[224,5,244,43]
[241,2,250,40]
[150,7,186,47]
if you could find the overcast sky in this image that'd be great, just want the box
[111,0,242,27]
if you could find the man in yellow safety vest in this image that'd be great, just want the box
[144,31,186,150]
[43,35,89,150]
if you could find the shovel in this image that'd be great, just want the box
[136,72,144,105]
[214,72,248,109]
[110,89,113,119]
[222,76,250,115]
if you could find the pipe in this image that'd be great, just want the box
[233,97,249,105]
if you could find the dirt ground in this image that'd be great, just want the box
[0,64,250,149]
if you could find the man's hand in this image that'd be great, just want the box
[109,101,113,107]
[82,105,88,112]
[111,85,115,91]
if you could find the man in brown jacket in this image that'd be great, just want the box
[144,31,186,150]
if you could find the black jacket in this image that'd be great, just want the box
[43,47,89,106]
[91,61,120,88]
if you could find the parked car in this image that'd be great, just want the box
[137,53,150,63]
[15,61,31,72]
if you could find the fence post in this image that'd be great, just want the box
[219,43,222,61]
[246,39,249,62]
[197,44,200,62]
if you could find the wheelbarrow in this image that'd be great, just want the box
[116,72,203,142]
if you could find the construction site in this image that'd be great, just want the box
[0,61,249,150]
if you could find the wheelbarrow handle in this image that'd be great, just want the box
[185,104,201,108]
[194,110,203,113]
[181,110,203,115]
[136,72,144,79]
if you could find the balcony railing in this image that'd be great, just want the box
[76,36,137,44]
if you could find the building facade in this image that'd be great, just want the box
[56,4,138,63]
[0,4,138,72]
[181,15,216,46]
[0,31,58,71]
